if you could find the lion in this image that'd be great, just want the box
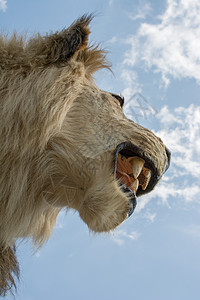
[0,15,170,296]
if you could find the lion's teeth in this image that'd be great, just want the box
[130,179,139,194]
[142,168,151,190]
[130,157,145,179]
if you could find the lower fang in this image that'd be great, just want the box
[142,169,151,190]
[130,157,145,179]
[130,179,139,194]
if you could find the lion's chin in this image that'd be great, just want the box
[78,168,131,232]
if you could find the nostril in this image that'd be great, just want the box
[165,147,171,172]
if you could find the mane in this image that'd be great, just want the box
[0,16,111,78]
[77,45,111,78]
[0,16,112,295]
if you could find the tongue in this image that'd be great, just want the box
[116,170,132,187]
[116,170,138,193]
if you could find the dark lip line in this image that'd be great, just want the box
[113,142,160,197]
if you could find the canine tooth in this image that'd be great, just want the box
[130,157,145,179]
[142,168,151,190]
[130,179,139,194]
[144,168,151,177]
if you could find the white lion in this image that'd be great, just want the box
[0,15,170,295]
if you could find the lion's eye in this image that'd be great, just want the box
[111,93,124,108]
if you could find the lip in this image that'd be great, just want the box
[114,142,160,217]
[119,182,137,217]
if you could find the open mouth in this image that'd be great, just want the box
[114,142,160,217]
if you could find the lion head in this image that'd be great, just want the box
[0,14,170,243]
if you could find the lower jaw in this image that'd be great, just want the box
[119,183,137,217]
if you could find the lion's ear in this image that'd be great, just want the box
[46,14,93,63]
[27,14,93,65]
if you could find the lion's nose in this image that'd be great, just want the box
[164,147,171,173]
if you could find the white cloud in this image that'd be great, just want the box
[128,1,151,21]
[156,104,200,179]
[124,0,200,87]
[110,229,140,245]
[143,211,157,223]
[124,36,139,67]
[138,182,200,209]
[0,0,7,12]
[109,36,117,43]
[136,104,200,210]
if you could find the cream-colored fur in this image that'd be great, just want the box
[0,15,169,295]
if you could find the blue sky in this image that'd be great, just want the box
[1,0,200,299]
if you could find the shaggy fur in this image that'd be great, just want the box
[0,15,169,295]
[0,246,19,297]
